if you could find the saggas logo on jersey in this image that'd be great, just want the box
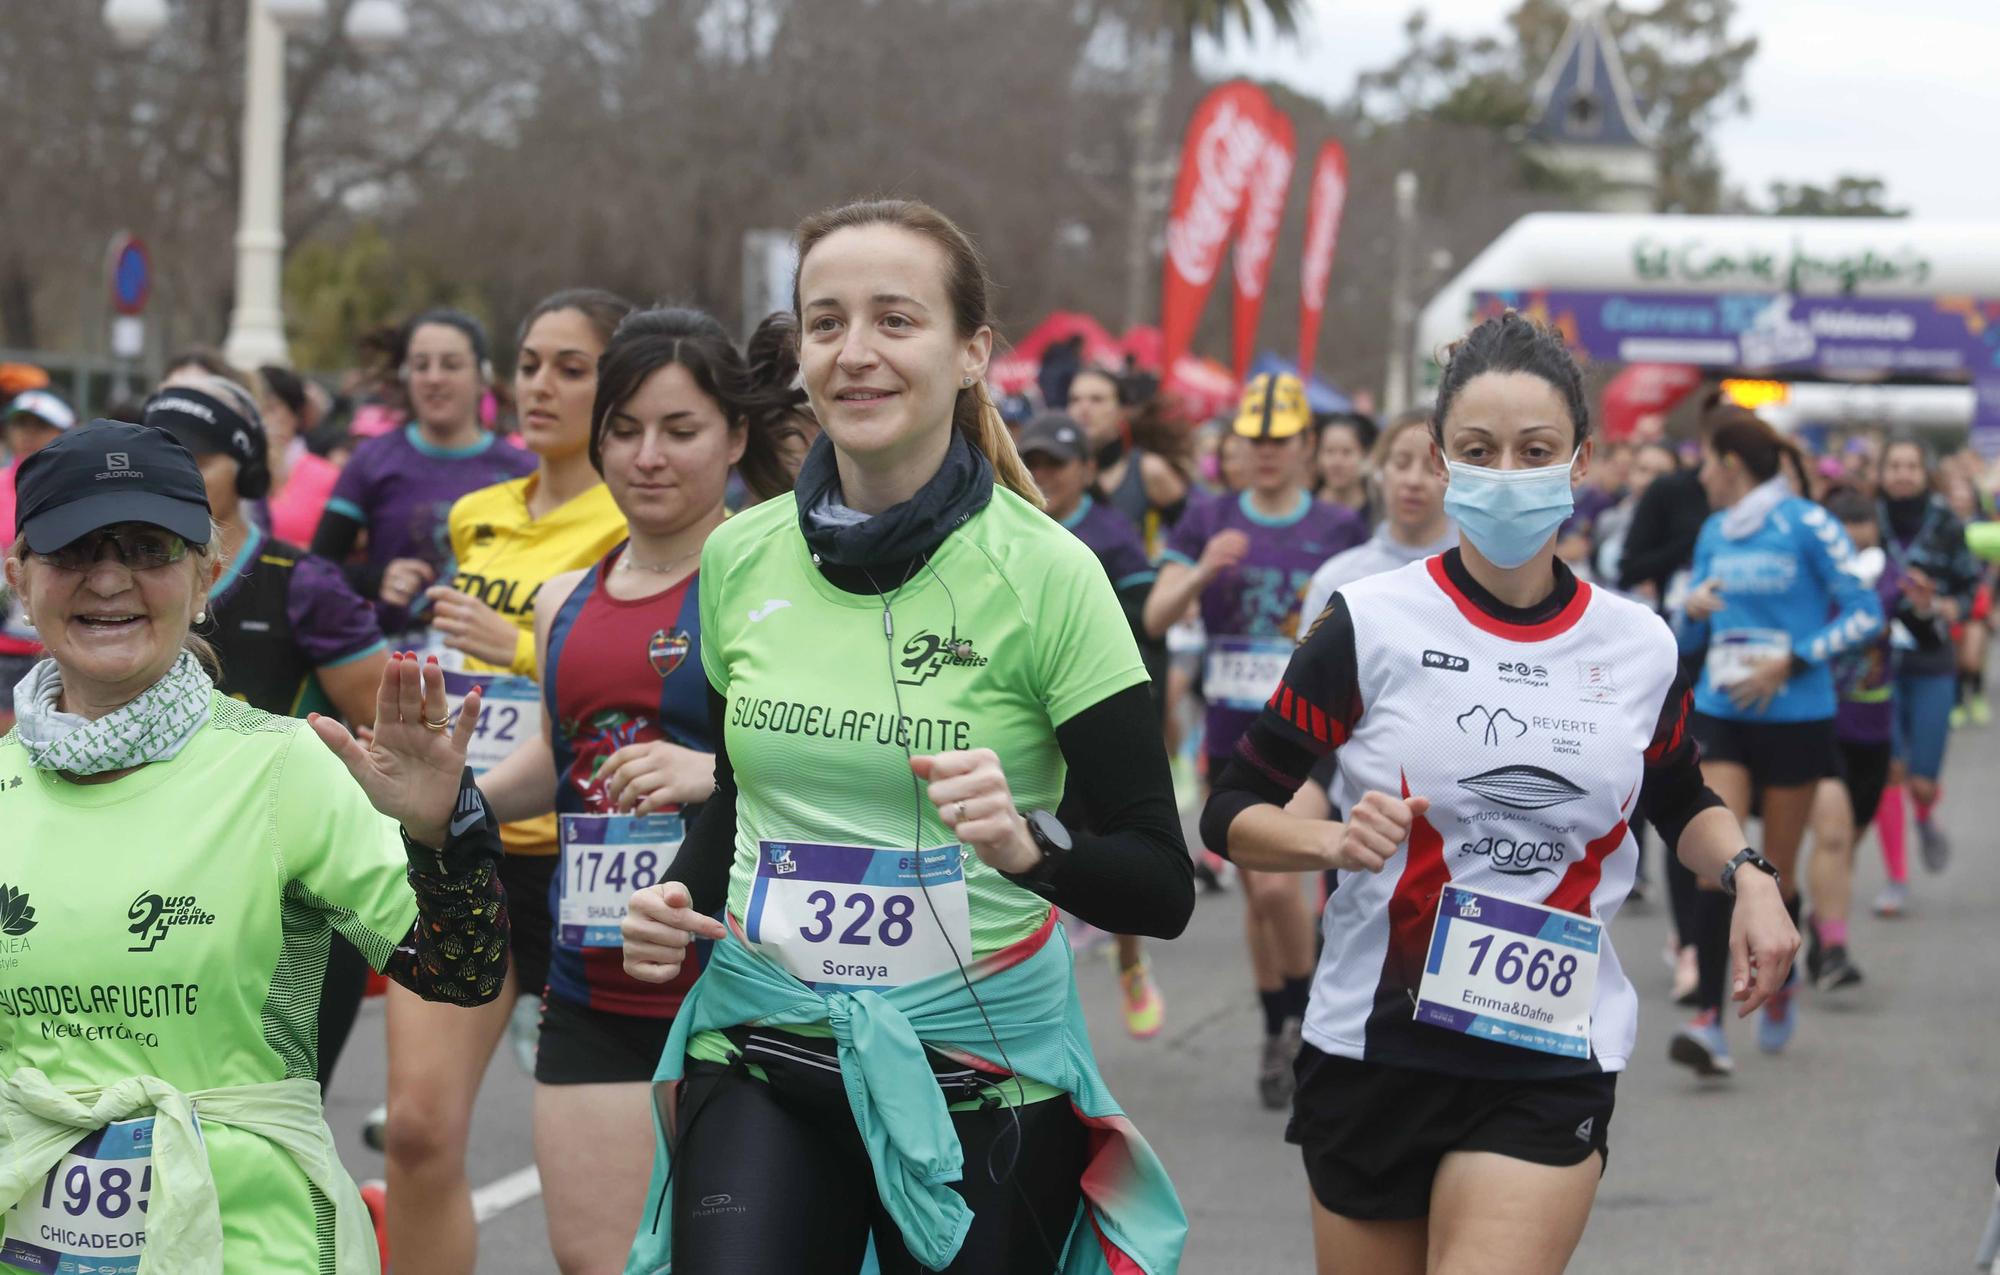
[1458,836,1569,876]
[896,631,989,687]
[127,891,217,953]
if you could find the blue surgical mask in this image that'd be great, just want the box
[1442,449,1580,569]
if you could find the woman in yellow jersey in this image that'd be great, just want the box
[376,289,633,1275]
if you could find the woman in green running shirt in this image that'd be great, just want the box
[0,421,508,1275]
[618,200,1193,1275]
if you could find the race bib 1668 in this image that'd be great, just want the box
[1414,886,1602,1058]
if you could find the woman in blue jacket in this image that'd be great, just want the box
[1671,412,1882,1077]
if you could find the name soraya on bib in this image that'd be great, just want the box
[1253,553,1697,1081]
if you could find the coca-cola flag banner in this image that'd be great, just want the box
[1297,140,1349,378]
[1230,106,1296,382]
[1160,81,1274,383]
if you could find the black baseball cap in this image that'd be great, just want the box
[1015,412,1089,464]
[14,421,213,553]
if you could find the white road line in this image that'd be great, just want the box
[471,1165,542,1223]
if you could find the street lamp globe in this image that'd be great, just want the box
[343,0,408,56]
[103,0,171,49]
[262,0,328,36]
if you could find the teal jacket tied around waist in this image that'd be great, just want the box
[623,914,1186,1274]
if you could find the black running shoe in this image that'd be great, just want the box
[1804,915,1823,984]
[1815,945,1865,993]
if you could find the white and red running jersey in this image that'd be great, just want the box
[1235,553,1698,1079]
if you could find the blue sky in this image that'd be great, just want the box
[1205,0,1998,219]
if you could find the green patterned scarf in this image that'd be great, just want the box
[13,651,214,774]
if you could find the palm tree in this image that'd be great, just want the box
[1120,0,1307,328]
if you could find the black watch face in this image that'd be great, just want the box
[1029,810,1072,853]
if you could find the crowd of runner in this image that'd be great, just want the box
[3,197,1998,1275]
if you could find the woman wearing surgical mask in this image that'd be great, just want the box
[1201,312,1797,1275]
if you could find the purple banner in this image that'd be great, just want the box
[1476,289,2000,378]
[1974,376,2000,460]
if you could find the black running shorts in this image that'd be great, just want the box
[533,992,673,1086]
[1689,712,1838,788]
[498,852,555,1000]
[1287,1046,1615,1220]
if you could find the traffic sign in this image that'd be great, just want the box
[110,235,151,316]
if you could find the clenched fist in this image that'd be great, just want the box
[621,881,727,984]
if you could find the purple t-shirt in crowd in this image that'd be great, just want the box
[325,425,536,632]
[1060,495,1156,593]
[1165,489,1366,756]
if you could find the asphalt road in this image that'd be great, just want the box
[328,721,2000,1273]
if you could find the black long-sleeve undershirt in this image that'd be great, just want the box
[670,682,1194,940]
[309,508,385,601]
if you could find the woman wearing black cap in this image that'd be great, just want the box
[0,420,510,1274]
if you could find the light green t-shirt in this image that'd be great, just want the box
[701,487,1149,957]
[0,695,418,1272]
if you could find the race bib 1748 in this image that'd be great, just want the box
[441,670,540,776]
[743,841,971,991]
[1414,886,1602,1059]
[558,813,682,949]
[2,1117,165,1275]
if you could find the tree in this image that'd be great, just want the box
[1348,1,1759,213]
[1766,175,1906,218]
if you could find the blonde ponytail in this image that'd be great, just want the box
[958,380,1042,509]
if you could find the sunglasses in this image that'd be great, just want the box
[35,526,191,573]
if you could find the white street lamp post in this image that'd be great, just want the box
[224,0,292,369]
[106,0,403,371]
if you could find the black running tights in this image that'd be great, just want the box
[670,1062,1088,1274]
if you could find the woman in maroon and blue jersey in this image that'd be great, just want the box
[478,305,790,1274]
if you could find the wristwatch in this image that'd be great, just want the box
[1014,810,1073,886]
[1719,848,1780,897]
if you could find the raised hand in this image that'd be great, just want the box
[310,651,481,847]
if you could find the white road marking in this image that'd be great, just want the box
[472,1165,542,1222]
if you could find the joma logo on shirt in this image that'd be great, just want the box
[128,891,217,953]
[896,631,988,687]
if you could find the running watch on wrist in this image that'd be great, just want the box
[1719,848,1780,896]
[1014,810,1073,886]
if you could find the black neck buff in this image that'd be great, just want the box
[795,428,995,570]
[1883,494,1929,542]
[1095,437,1127,469]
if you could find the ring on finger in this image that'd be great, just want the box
[421,714,450,732]
[954,799,968,824]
